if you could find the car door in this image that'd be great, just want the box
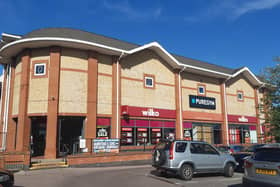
[203,144,223,170]
[190,143,210,171]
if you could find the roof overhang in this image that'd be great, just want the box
[0,36,262,84]
[231,67,263,87]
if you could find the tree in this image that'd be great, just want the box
[261,61,280,142]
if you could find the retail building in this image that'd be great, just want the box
[0,28,268,161]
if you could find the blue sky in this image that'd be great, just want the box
[1,0,280,75]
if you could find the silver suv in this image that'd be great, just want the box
[152,140,237,180]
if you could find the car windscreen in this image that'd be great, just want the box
[253,148,280,162]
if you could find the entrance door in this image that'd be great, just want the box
[58,117,84,156]
[31,117,47,157]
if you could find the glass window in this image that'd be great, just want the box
[203,144,218,155]
[34,63,46,76]
[253,149,280,162]
[121,127,135,145]
[145,76,154,88]
[198,86,205,95]
[175,142,187,153]
[190,143,204,154]
[237,91,244,101]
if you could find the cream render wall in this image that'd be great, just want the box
[59,48,88,114]
[28,48,49,114]
[12,60,21,115]
[97,54,112,115]
[121,50,175,109]
[181,73,222,114]
[226,77,256,116]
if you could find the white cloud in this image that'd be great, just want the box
[184,0,280,22]
[232,0,280,18]
[103,0,162,20]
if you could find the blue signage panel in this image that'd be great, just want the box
[189,95,216,110]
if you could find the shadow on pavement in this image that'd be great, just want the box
[150,169,232,179]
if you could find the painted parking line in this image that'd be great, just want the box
[147,173,242,185]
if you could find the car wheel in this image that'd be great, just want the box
[179,164,193,180]
[224,163,234,177]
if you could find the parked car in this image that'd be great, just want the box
[0,168,14,187]
[243,146,280,187]
[215,145,231,154]
[232,144,265,171]
[152,140,237,180]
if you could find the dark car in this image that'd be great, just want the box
[232,144,264,172]
[243,146,280,187]
[0,168,14,187]
[215,145,230,154]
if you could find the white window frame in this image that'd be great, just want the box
[34,63,46,76]
[237,91,244,101]
[144,76,154,88]
[198,85,205,95]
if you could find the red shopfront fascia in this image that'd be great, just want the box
[227,115,257,124]
[121,105,176,119]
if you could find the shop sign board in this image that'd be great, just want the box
[189,95,216,110]
[93,139,119,153]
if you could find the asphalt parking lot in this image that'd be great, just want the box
[147,169,243,187]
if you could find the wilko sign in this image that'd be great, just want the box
[142,108,160,117]
[189,95,216,110]
[228,115,257,124]
[238,116,249,123]
[121,105,176,118]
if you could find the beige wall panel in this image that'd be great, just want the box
[226,77,256,116]
[15,62,22,74]
[121,50,174,85]
[61,48,88,70]
[182,88,221,113]
[27,78,49,114]
[98,54,112,75]
[97,75,112,114]
[121,79,175,109]
[12,75,21,115]
[181,73,221,113]
[226,95,256,116]
[59,71,87,113]
[227,78,254,96]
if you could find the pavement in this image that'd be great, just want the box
[14,165,243,187]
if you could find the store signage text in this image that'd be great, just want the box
[142,108,160,117]
[189,95,216,110]
[238,116,249,122]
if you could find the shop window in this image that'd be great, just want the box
[151,128,162,144]
[136,128,148,145]
[121,127,135,145]
[237,91,244,101]
[229,125,250,144]
[144,74,155,89]
[192,123,221,144]
[197,85,206,95]
[96,118,111,139]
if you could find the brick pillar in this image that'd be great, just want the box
[111,56,121,139]
[44,47,61,159]
[6,64,16,151]
[254,88,262,143]
[220,82,229,145]
[0,65,7,148]
[85,51,98,152]
[175,70,183,140]
[16,50,31,152]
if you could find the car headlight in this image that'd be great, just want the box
[0,175,10,182]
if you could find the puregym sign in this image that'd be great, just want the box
[189,95,216,110]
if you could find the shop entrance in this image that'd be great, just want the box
[30,117,47,157]
[58,117,84,156]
